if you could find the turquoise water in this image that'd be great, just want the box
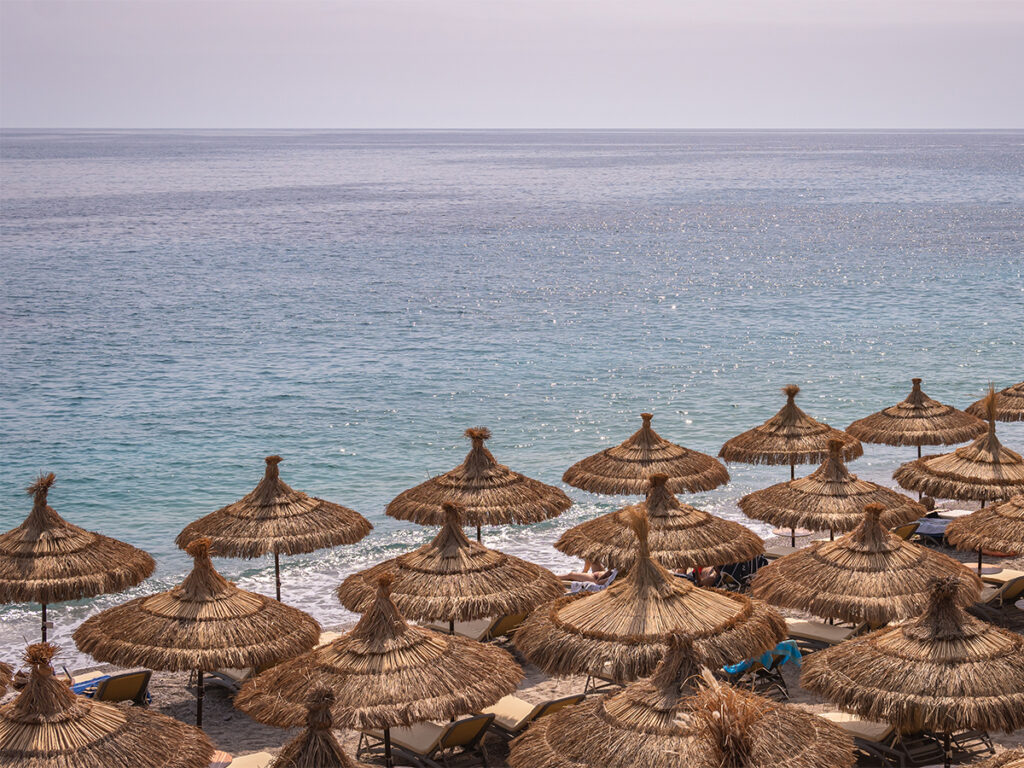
[1,130,1022,664]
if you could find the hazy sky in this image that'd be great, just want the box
[2,0,1022,128]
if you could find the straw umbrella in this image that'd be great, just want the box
[509,636,855,768]
[946,494,1024,573]
[507,635,704,768]
[73,538,320,726]
[720,385,862,481]
[968,382,1024,423]
[893,390,1024,508]
[847,378,986,461]
[515,508,785,681]
[176,455,371,601]
[563,412,730,496]
[751,503,982,625]
[387,427,571,541]
[0,642,214,768]
[802,577,1024,768]
[268,689,372,768]
[337,502,563,631]
[555,474,764,572]
[0,662,11,696]
[738,439,924,544]
[972,750,1024,768]
[0,473,155,643]
[235,575,521,768]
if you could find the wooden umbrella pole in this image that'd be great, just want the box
[274,550,282,602]
[448,619,455,635]
[41,603,47,643]
[790,462,795,481]
[978,548,984,576]
[196,669,204,727]
[790,528,796,548]
[943,731,952,768]
[476,524,481,543]
[829,529,834,541]
[384,727,393,768]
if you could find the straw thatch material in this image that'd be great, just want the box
[738,440,924,534]
[562,413,730,496]
[0,474,155,606]
[719,386,862,467]
[893,391,1024,502]
[0,643,214,768]
[73,538,320,672]
[947,494,1024,556]
[507,636,701,768]
[972,750,1024,768]
[176,456,371,559]
[0,662,12,696]
[337,503,564,622]
[269,689,371,768]
[235,575,522,729]
[554,474,763,571]
[847,378,986,447]
[386,428,571,527]
[968,382,1024,423]
[802,577,1024,735]
[679,673,856,768]
[515,509,785,681]
[751,504,982,625]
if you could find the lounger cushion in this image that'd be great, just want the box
[819,711,893,742]
[481,695,538,731]
[383,722,444,754]
[785,618,855,645]
[229,751,275,768]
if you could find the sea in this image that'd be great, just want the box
[1,130,1022,667]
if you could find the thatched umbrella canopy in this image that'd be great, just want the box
[508,636,702,768]
[751,503,982,625]
[0,643,214,768]
[268,689,371,768]
[973,750,1024,768]
[337,502,563,628]
[235,575,521,768]
[554,474,763,572]
[386,427,571,540]
[738,440,924,542]
[0,662,12,696]
[947,493,1024,558]
[176,456,371,601]
[968,382,1024,423]
[73,538,320,725]
[0,473,155,643]
[847,378,986,458]
[893,391,1024,505]
[562,413,730,496]
[677,673,856,768]
[719,386,862,480]
[802,577,1024,768]
[515,508,785,681]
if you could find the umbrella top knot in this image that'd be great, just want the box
[26,472,56,502]
[648,473,669,488]
[626,506,651,560]
[641,412,654,424]
[828,438,844,457]
[25,642,57,671]
[464,426,492,442]
[185,537,211,561]
[783,384,800,400]
[305,688,335,730]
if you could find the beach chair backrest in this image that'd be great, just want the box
[997,576,1024,605]
[94,670,152,705]
[438,714,494,751]
[890,522,919,540]
[487,612,528,639]
[534,694,585,721]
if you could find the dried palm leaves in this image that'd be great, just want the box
[720,386,862,477]
[751,503,982,625]
[176,455,371,600]
[0,473,155,642]
[515,509,785,681]
[0,662,12,697]
[972,750,1024,768]
[269,689,371,768]
[967,382,1024,423]
[947,494,1024,556]
[555,474,763,571]
[386,428,570,536]
[337,502,563,622]
[738,440,923,535]
[0,643,214,768]
[894,390,1024,503]
[847,378,985,453]
[802,578,1024,737]
[563,413,729,495]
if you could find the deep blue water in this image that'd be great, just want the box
[1,130,1022,664]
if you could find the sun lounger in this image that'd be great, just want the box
[226,752,274,768]
[785,618,863,652]
[890,522,919,541]
[92,669,152,705]
[982,568,1024,586]
[820,712,945,767]
[208,750,232,768]
[584,660,621,694]
[206,631,340,691]
[764,545,801,560]
[424,612,527,642]
[979,576,1024,608]
[480,693,585,737]
[359,714,495,767]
